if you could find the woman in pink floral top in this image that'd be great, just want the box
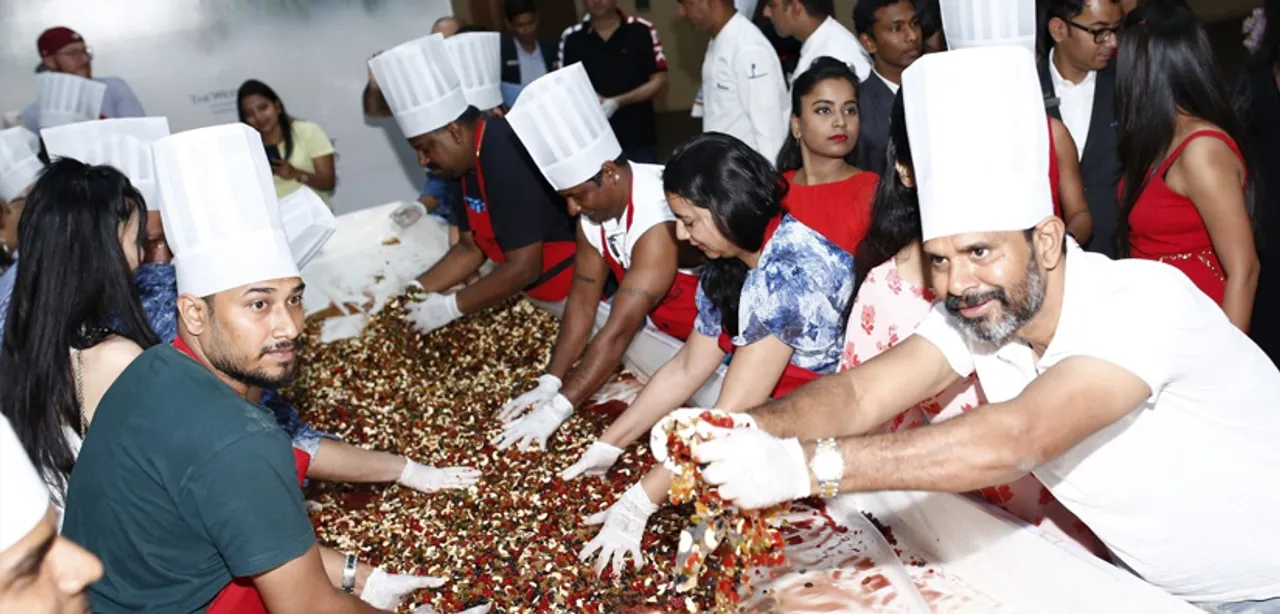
[839,94,1107,558]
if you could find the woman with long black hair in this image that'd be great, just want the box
[775,56,878,256]
[571,132,856,578]
[237,79,337,204]
[0,158,158,519]
[1116,0,1257,330]
[1237,0,1280,361]
[837,92,1107,558]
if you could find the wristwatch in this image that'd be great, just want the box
[341,554,358,593]
[809,439,844,498]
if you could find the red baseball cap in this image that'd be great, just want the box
[37,27,84,57]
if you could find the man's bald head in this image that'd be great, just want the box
[432,16,461,37]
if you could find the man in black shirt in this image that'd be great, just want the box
[558,0,669,163]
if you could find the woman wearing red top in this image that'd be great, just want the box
[775,56,878,255]
[1116,1,1257,330]
[1048,116,1094,244]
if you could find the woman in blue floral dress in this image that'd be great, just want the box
[572,133,858,578]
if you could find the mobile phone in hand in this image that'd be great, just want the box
[265,146,281,163]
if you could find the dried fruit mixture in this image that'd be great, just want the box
[663,410,790,610]
[286,296,720,612]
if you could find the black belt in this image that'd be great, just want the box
[523,252,576,292]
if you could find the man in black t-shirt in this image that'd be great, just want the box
[558,0,668,163]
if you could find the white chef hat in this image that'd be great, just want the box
[507,63,622,191]
[0,127,44,201]
[368,34,469,139]
[940,0,1038,53]
[279,186,336,269]
[35,72,107,129]
[904,46,1051,242]
[153,124,299,297]
[0,414,50,553]
[445,32,503,111]
[41,117,171,211]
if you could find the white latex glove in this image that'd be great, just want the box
[649,408,758,464]
[396,459,481,493]
[579,482,658,577]
[560,440,624,481]
[490,394,573,451]
[600,97,620,119]
[696,428,812,510]
[360,568,447,610]
[496,374,561,423]
[405,292,462,335]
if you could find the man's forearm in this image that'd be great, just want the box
[559,319,644,407]
[319,546,373,596]
[418,243,486,293]
[546,276,603,379]
[750,371,869,439]
[809,405,1031,495]
[614,73,668,107]
[454,258,540,314]
[362,83,392,118]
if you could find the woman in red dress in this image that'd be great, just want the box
[775,56,878,255]
[1116,1,1258,330]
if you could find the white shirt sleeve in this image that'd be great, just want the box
[734,44,788,163]
[912,302,977,378]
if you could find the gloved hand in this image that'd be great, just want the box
[360,568,446,610]
[560,440,624,480]
[397,459,481,493]
[601,97,620,119]
[579,482,658,578]
[649,408,757,465]
[696,428,812,510]
[405,292,462,335]
[496,374,561,423]
[490,394,573,451]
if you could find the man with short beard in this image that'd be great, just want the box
[661,46,1280,610]
[20,27,145,132]
[62,125,446,614]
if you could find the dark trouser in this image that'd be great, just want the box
[624,147,660,164]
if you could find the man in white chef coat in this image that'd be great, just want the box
[678,0,789,162]
[764,0,871,84]
[667,46,1280,611]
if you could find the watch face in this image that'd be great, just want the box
[811,449,842,479]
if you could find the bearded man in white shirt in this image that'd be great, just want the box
[668,46,1280,612]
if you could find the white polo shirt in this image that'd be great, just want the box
[581,163,673,269]
[914,246,1280,603]
[793,16,872,84]
[701,13,789,162]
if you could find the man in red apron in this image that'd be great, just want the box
[489,63,703,454]
[61,124,442,614]
[369,34,578,336]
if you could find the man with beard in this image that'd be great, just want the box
[62,125,446,614]
[663,46,1280,610]
[21,27,145,132]
[369,34,577,335]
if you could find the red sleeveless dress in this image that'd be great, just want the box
[1126,130,1245,305]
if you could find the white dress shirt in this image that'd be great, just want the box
[915,247,1280,603]
[701,13,789,162]
[873,68,900,95]
[793,16,873,84]
[1048,49,1095,161]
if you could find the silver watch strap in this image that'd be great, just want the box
[341,553,357,593]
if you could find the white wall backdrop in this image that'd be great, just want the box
[0,0,451,214]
